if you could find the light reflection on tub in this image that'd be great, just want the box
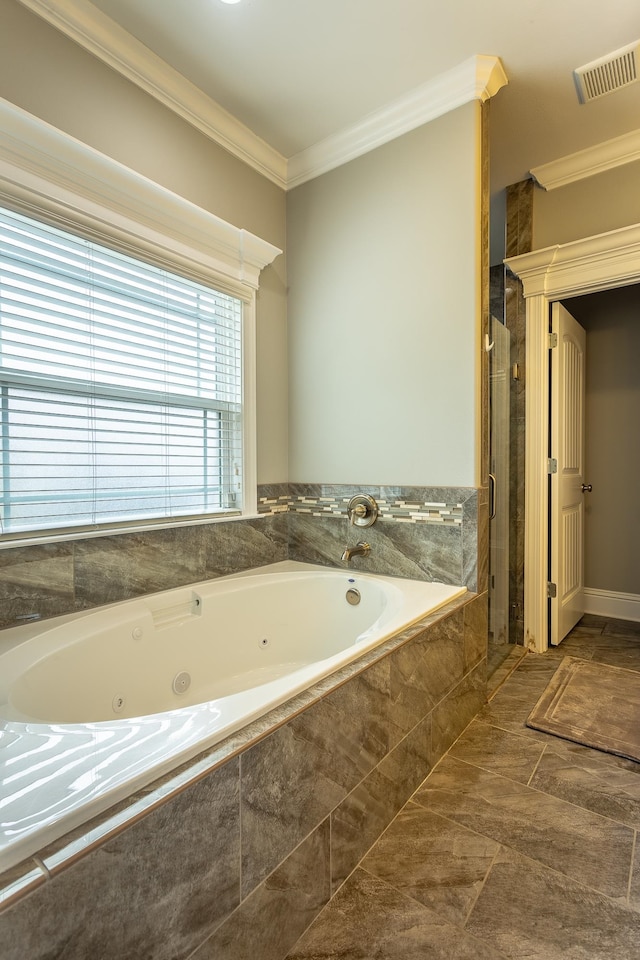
[0,561,465,871]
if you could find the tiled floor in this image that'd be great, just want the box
[285,616,640,959]
[487,639,517,680]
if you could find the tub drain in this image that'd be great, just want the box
[172,671,191,695]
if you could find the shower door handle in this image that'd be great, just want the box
[489,474,497,520]
[581,483,593,493]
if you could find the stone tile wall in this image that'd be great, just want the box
[267,484,481,593]
[0,515,287,630]
[487,178,532,646]
[0,484,482,631]
[504,178,534,644]
[0,591,487,960]
[0,480,488,956]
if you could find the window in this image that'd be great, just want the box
[0,207,244,538]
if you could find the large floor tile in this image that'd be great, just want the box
[193,820,330,960]
[602,619,640,638]
[530,741,640,828]
[477,694,553,743]
[574,614,607,632]
[466,847,640,958]
[590,639,640,671]
[286,868,507,960]
[448,719,545,784]
[291,615,640,959]
[361,803,499,925]
[414,756,634,900]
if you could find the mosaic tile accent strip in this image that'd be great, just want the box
[258,485,467,526]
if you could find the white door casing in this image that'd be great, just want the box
[550,303,586,645]
[505,222,640,654]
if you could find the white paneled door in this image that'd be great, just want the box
[550,302,588,645]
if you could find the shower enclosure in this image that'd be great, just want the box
[488,315,511,667]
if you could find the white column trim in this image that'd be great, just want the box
[506,224,640,653]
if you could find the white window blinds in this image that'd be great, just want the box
[0,207,244,538]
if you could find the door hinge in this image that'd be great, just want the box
[547,581,557,599]
[547,458,558,474]
[548,332,558,348]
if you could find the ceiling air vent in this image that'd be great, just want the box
[574,41,640,103]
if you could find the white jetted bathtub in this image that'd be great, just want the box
[0,561,465,871]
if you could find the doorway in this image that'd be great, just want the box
[548,301,587,646]
[557,284,640,633]
[506,222,640,653]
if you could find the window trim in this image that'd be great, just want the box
[0,98,281,546]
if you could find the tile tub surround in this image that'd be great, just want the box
[285,617,640,960]
[0,483,482,630]
[0,513,288,630]
[262,483,483,594]
[0,590,487,960]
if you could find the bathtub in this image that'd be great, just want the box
[0,561,465,872]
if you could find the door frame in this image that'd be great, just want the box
[506,222,640,654]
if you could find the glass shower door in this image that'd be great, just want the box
[489,315,510,645]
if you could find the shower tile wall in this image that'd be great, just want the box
[490,178,533,645]
[261,484,481,593]
[0,484,482,631]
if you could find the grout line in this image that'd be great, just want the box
[463,842,502,927]
[526,743,547,788]
[429,753,638,830]
[417,802,634,908]
[627,829,637,904]
[354,862,504,958]
[487,647,529,700]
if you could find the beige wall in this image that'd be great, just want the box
[0,0,289,482]
[286,103,482,487]
[566,287,640,596]
[1,1,485,491]
[533,160,640,250]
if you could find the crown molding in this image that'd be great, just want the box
[287,55,508,189]
[530,128,640,190]
[15,0,289,189]
[16,2,507,191]
[0,97,282,295]
[505,221,640,299]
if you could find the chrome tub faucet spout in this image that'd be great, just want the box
[341,541,371,563]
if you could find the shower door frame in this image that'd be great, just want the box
[506,222,640,654]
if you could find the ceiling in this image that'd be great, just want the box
[38,0,640,196]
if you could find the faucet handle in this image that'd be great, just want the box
[347,494,378,527]
[350,503,367,525]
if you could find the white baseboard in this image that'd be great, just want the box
[583,588,640,623]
